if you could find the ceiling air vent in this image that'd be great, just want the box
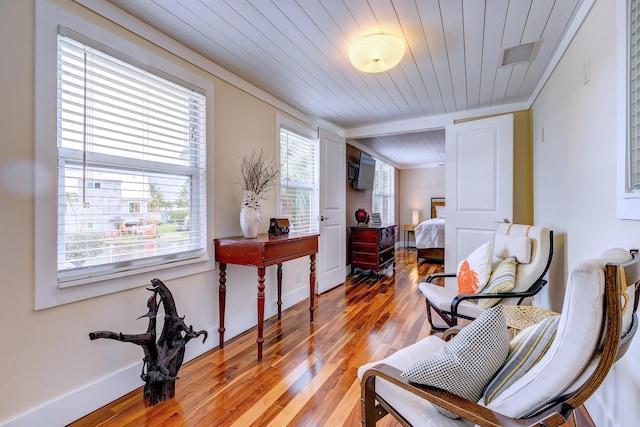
[500,41,540,66]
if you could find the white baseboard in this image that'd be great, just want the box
[2,287,309,427]
[1,327,219,427]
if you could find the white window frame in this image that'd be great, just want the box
[618,0,640,220]
[35,1,215,309]
[372,159,395,226]
[275,115,319,234]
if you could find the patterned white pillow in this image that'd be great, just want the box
[457,241,493,294]
[401,305,510,418]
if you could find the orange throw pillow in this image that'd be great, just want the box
[458,260,480,293]
[456,241,493,294]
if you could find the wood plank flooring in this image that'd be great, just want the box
[70,248,592,427]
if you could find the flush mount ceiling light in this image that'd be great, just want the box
[349,34,405,73]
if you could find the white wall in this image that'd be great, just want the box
[0,1,315,425]
[398,167,446,230]
[532,0,640,424]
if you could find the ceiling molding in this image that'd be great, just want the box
[344,101,530,139]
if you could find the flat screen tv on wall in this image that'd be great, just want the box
[354,152,375,190]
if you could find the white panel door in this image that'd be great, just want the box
[445,114,514,288]
[317,128,346,294]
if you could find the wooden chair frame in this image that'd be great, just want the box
[362,251,640,426]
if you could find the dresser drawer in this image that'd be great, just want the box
[351,230,379,244]
[353,242,377,253]
[353,252,378,266]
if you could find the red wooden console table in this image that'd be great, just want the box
[214,233,319,361]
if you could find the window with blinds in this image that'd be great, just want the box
[57,33,207,283]
[629,0,640,192]
[279,127,319,234]
[372,159,395,225]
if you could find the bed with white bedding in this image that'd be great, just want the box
[415,198,445,263]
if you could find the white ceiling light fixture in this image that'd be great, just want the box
[349,34,406,73]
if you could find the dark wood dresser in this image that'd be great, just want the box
[350,225,397,275]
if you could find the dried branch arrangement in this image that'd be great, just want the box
[239,148,280,198]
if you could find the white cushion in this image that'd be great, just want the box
[549,248,635,403]
[358,337,472,426]
[486,259,607,418]
[418,282,485,319]
[435,205,446,218]
[493,234,531,264]
[457,241,493,294]
[494,224,551,305]
[401,305,510,418]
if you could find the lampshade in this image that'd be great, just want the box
[349,34,405,73]
[412,210,420,226]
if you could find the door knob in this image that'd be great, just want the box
[320,215,330,221]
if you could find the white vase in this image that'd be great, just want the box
[240,190,261,238]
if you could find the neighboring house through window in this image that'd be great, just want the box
[35,2,213,308]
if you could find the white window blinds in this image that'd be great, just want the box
[372,159,395,225]
[57,33,207,284]
[630,0,640,192]
[279,127,319,233]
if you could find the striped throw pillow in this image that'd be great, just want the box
[483,315,560,404]
[477,257,517,309]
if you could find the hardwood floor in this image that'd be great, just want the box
[70,248,592,427]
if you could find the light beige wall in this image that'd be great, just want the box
[0,1,313,423]
[532,0,640,424]
[398,167,446,231]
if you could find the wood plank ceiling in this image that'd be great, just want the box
[102,0,586,168]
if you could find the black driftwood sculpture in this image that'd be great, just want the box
[89,278,208,406]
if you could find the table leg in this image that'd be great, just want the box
[257,266,266,361]
[277,263,283,320]
[309,253,316,324]
[218,262,227,348]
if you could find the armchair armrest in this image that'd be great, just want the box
[361,363,568,427]
[425,272,456,283]
[440,326,462,341]
[449,278,548,317]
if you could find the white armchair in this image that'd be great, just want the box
[359,248,640,426]
[419,224,553,330]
